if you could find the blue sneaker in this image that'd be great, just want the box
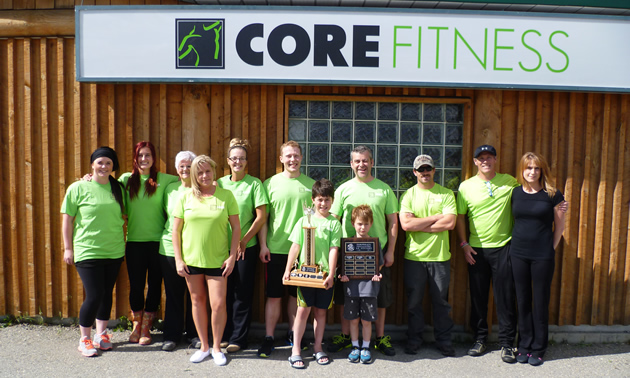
[348,347,360,363]
[360,348,373,364]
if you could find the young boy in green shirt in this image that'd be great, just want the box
[283,179,341,369]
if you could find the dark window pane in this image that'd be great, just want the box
[445,123,463,145]
[308,144,329,165]
[401,103,421,121]
[443,170,461,191]
[332,144,352,165]
[400,123,421,144]
[433,169,442,186]
[308,166,328,182]
[333,101,353,119]
[331,121,352,142]
[422,146,442,168]
[354,122,375,143]
[423,104,444,122]
[400,146,421,166]
[423,123,443,145]
[356,102,376,120]
[445,147,462,168]
[309,101,330,119]
[331,167,352,187]
[378,103,399,120]
[378,122,398,143]
[399,169,416,190]
[377,145,397,166]
[445,104,463,122]
[289,101,307,118]
[308,121,329,142]
[376,169,396,190]
[288,120,307,141]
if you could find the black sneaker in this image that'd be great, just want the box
[257,336,274,358]
[501,347,516,363]
[437,343,456,357]
[404,343,419,355]
[467,340,486,356]
[516,352,529,363]
[375,335,396,356]
[528,354,544,366]
[327,333,351,353]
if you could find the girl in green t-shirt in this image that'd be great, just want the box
[61,146,125,357]
[217,138,269,352]
[173,155,241,366]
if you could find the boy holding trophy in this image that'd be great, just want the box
[283,179,341,369]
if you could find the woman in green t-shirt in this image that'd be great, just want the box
[173,155,241,366]
[120,141,178,345]
[61,146,125,357]
[217,138,269,352]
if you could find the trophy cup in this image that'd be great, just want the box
[283,201,328,289]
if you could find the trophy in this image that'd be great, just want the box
[283,201,328,289]
[340,237,380,280]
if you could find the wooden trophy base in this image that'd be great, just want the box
[283,265,328,289]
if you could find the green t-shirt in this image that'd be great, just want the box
[60,180,125,262]
[399,183,457,262]
[456,173,518,248]
[330,178,399,248]
[159,181,190,257]
[263,173,316,255]
[289,214,342,274]
[173,187,239,269]
[119,171,179,242]
[217,174,269,248]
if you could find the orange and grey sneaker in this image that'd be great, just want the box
[78,336,98,357]
[94,331,113,351]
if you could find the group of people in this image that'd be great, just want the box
[61,139,565,368]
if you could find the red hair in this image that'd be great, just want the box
[127,141,159,199]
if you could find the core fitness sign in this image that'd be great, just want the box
[75,6,630,92]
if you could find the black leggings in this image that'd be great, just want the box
[75,259,123,328]
[126,241,162,312]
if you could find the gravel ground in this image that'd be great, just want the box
[1,324,629,377]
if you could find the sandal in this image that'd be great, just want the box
[313,351,330,365]
[288,355,305,369]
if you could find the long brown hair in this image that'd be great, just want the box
[517,152,557,198]
[127,141,158,200]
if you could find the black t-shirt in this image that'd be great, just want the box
[511,186,564,260]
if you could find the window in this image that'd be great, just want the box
[288,98,465,196]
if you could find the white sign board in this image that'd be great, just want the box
[76,6,630,92]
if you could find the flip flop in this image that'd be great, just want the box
[313,351,331,365]
[288,355,305,369]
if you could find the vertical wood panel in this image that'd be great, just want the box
[0,39,13,314]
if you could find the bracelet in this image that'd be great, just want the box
[460,241,469,248]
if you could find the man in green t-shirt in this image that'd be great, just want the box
[455,145,518,363]
[257,141,316,358]
[328,145,399,356]
[399,155,457,357]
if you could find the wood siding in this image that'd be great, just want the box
[0,7,629,328]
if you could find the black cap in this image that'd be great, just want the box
[90,146,120,171]
[473,145,497,158]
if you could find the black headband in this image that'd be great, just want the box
[91,146,120,171]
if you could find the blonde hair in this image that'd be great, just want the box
[517,152,557,198]
[280,140,302,155]
[228,138,251,157]
[351,204,374,225]
[190,155,217,201]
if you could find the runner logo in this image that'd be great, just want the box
[176,19,225,69]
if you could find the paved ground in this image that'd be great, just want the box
[1,324,629,377]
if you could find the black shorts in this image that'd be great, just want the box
[187,265,223,277]
[266,253,297,298]
[297,286,335,310]
[344,296,378,322]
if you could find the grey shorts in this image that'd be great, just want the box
[344,296,378,322]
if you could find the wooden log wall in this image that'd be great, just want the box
[0,4,629,328]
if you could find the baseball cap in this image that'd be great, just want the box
[473,145,497,158]
[413,154,434,169]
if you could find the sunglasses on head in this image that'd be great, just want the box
[415,166,433,173]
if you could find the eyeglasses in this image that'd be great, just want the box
[415,166,433,173]
[228,157,247,162]
[485,181,493,198]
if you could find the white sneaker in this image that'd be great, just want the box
[212,351,227,366]
[190,348,211,363]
